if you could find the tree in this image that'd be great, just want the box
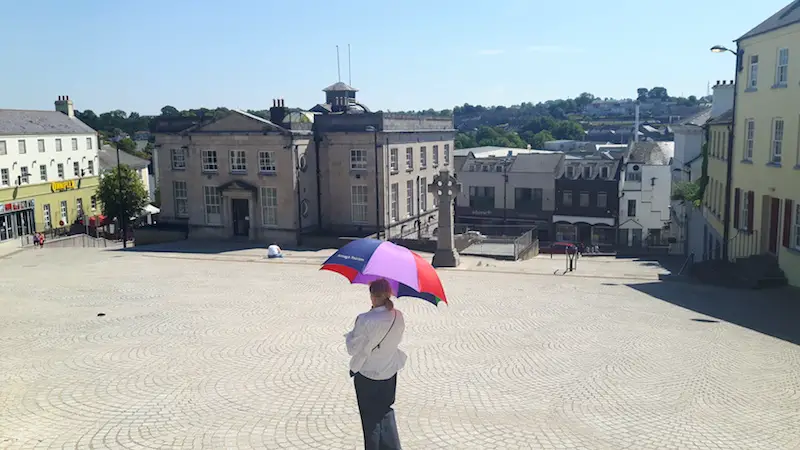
[160,105,180,116]
[522,130,554,149]
[96,165,149,226]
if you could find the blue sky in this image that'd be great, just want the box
[0,0,791,114]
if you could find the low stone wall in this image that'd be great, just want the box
[389,238,438,254]
[134,228,187,246]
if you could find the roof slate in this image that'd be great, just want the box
[323,82,358,92]
[739,0,800,41]
[678,107,713,126]
[0,110,96,136]
[98,146,150,170]
[706,108,733,125]
[628,142,675,165]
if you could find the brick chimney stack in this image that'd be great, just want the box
[55,95,75,117]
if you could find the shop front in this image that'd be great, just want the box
[0,199,36,242]
[552,215,616,249]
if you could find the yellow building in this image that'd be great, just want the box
[700,110,732,259]
[729,1,800,287]
[0,97,101,243]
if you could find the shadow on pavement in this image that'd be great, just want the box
[115,240,327,255]
[626,281,800,346]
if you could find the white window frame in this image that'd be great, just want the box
[351,185,369,223]
[259,151,276,173]
[406,180,414,217]
[173,181,188,218]
[87,161,94,175]
[60,200,68,225]
[86,137,93,150]
[260,187,278,226]
[419,177,428,211]
[55,138,62,152]
[229,150,247,173]
[405,147,414,170]
[776,48,789,85]
[57,164,64,179]
[203,186,222,225]
[39,164,47,181]
[389,148,399,172]
[444,144,450,165]
[0,168,8,186]
[73,161,80,177]
[18,139,26,154]
[171,148,186,170]
[600,167,609,178]
[420,146,427,169]
[793,204,800,250]
[37,139,45,153]
[0,141,6,155]
[748,54,759,89]
[76,198,84,217]
[566,166,575,178]
[744,119,755,161]
[771,118,784,164]
[20,166,29,184]
[201,150,218,173]
[350,149,367,170]
[43,204,52,229]
[91,195,97,210]
[432,145,439,166]
[390,183,399,222]
[71,138,78,151]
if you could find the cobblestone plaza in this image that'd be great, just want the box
[1,248,799,449]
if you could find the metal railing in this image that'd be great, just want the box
[728,229,760,262]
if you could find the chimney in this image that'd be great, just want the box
[711,79,735,119]
[634,102,640,143]
[269,98,288,124]
[55,95,74,117]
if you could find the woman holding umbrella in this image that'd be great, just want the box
[345,278,406,449]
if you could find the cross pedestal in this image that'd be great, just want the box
[429,168,461,268]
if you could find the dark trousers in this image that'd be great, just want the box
[353,372,402,450]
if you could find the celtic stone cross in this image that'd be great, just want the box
[429,168,461,268]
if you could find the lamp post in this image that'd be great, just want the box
[366,126,381,240]
[111,135,127,248]
[710,44,739,261]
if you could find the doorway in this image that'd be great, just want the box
[768,197,780,254]
[231,199,250,237]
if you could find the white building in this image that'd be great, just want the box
[618,142,674,247]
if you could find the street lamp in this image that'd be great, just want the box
[365,125,381,240]
[111,135,127,248]
[711,43,739,261]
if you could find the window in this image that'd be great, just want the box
[71,138,78,151]
[580,191,590,207]
[770,118,784,163]
[0,168,8,186]
[90,195,97,210]
[744,119,755,161]
[260,187,278,226]
[420,146,427,168]
[566,166,575,178]
[600,167,609,178]
[76,198,84,216]
[0,141,5,155]
[432,145,439,166]
[563,191,573,206]
[627,199,637,217]
[794,204,800,250]
[748,54,759,88]
[514,188,543,212]
[776,48,789,85]
[627,168,642,182]
[171,148,186,170]
[57,163,64,179]
[350,149,367,170]
[444,144,450,165]
[20,166,29,183]
[406,180,414,217]
[173,181,188,217]
[598,192,608,208]
[390,148,399,172]
[583,166,592,179]
[39,164,47,181]
[87,161,94,175]
[390,183,399,222]
[230,150,247,172]
[18,140,26,154]
[38,139,45,153]
[86,137,93,150]
[55,139,62,152]
[73,161,80,177]
[351,185,369,223]
[203,186,222,225]
[201,150,218,172]
[60,200,68,224]
[419,177,428,211]
[740,192,750,230]
[43,204,52,229]
[405,147,414,170]
[468,186,495,210]
[258,151,276,173]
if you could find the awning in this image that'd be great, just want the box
[552,215,615,226]
[142,204,160,215]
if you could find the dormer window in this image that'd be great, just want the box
[601,167,610,178]
[495,165,503,172]
[566,166,575,178]
[583,166,592,178]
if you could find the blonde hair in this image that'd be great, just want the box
[369,279,394,311]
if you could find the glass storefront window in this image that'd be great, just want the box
[555,224,576,242]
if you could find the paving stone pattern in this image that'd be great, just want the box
[0,248,798,449]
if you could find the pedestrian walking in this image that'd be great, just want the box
[345,278,406,449]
